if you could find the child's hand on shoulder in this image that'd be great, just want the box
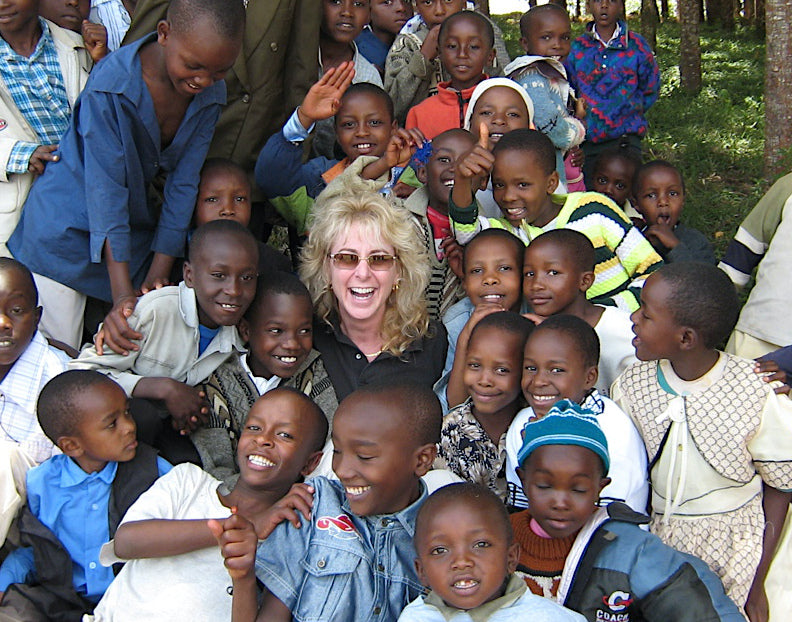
[754,359,790,395]
[208,512,258,583]
[96,295,143,356]
[643,223,679,250]
[297,62,356,128]
[82,20,108,63]
[420,24,441,61]
[254,482,316,539]
[28,145,59,175]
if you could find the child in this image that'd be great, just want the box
[38,0,108,62]
[523,230,636,395]
[256,68,421,235]
[511,399,745,621]
[633,160,716,264]
[8,0,244,350]
[70,221,258,463]
[0,258,69,463]
[384,0,509,124]
[89,387,327,621]
[435,312,532,500]
[450,127,663,311]
[312,0,384,160]
[213,382,441,621]
[405,10,494,140]
[590,140,642,221]
[0,0,91,257]
[193,272,338,483]
[192,158,291,274]
[399,482,585,621]
[611,263,792,615]
[356,0,413,75]
[565,0,659,186]
[435,228,527,412]
[504,315,648,513]
[0,371,171,617]
[720,172,792,358]
[505,4,586,188]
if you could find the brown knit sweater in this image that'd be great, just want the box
[510,510,577,598]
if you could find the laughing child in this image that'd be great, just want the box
[90,388,327,622]
[511,399,744,621]
[399,482,585,621]
[504,315,648,513]
[213,382,441,621]
[434,312,533,500]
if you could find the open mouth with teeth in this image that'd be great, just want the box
[353,143,376,155]
[530,394,559,407]
[345,485,371,497]
[488,133,504,143]
[248,454,275,469]
[479,293,505,304]
[273,355,299,364]
[350,287,376,300]
[451,578,480,593]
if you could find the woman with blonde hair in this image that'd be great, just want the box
[300,189,448,400]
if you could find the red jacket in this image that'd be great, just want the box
[405,78,485,140]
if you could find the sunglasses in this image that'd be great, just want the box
[328,253,399,271]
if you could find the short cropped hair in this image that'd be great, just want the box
[415,482,512,546]
[188,219,258,264]
[200,158,250,188]
[634,159,686,194]
[532,314,600,369]
[527,229,595,273]
[261,387,328,454]
[0,257,38,306]
[167,0,245,40]
[519,3,569,40]
[469,311,533,350]
[351,382,442,446]
[339,83,395,124]
[244,272,312,322]
[463,228,525,273]
[439,10,495,48]
[594,139,642,177]
[37,371,121,443]
[655,263,739,348]
[493,128,556,175]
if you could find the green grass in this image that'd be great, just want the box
[491,15,769,256]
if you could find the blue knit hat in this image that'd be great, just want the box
[516,399,610,474]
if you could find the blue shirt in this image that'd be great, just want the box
[8,33,226,301]
[255,477,426,622]
[198,324,220,355]
[0,454,171,600]
[355,27,389,74]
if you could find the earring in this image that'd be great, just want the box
[392,279,401,292]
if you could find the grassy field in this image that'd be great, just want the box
[491,15,769,256]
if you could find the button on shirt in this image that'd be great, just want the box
[0,18,70,173]
[255,477,426,622]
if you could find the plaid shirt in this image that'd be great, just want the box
[0,19,70,174]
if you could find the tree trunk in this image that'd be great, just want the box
[477,0,490,16]
[744,0,754,21]
[680,0,702,93]
[660,0,670,20]
[640,0,660,50]
[575,0,582,18]
[756,0,765,32]
[763,0,792,176]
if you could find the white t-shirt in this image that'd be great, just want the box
[91,464,232,621]
[594,305,637,396]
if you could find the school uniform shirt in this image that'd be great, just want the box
[89,0,130,51]
[8,33,225,301]
[255,476,426,622]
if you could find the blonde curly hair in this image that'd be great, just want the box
[299,189,431,357]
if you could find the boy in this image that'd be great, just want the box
[720,172,792,358]
[504,315,648,513]
[0,371,170,617]
[0,258,69,463]
[450,127,663,311]
[505,4,585,186]
[193,272,338,483]
[565,0,659,185]
[405,11,494,140]
[8,0,244,350]
[435,312,532,500]
[38,0,108,62]
[590,142,642,221]
[356,0,413,75]
[399,482,585,621]
[612,263,792,613]
[523,230,636,394]
[511,399,744,621]
[90,388,327,621]
[70,221,258,462]
[435,228,527,412]
[633,160,716,264]
[0,0,91,257]
[213,382,441,621]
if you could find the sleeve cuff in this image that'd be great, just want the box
[283,109,313,143]
[6,142,39,174]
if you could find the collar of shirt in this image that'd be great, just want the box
[177,281,247,353]
[0,18,55,64]
[239,352,282,395]
[59,455,118,488]
[334,477,428,538]
[0,331,63,414]
[324,314,427,357]
[424,574,527,621]
[590,19,624,47]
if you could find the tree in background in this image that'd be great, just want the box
[763,0,792,176]
[640,0,660,50]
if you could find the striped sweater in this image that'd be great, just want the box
[450,191,663,311]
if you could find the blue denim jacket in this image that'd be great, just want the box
[255,477,427,622]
